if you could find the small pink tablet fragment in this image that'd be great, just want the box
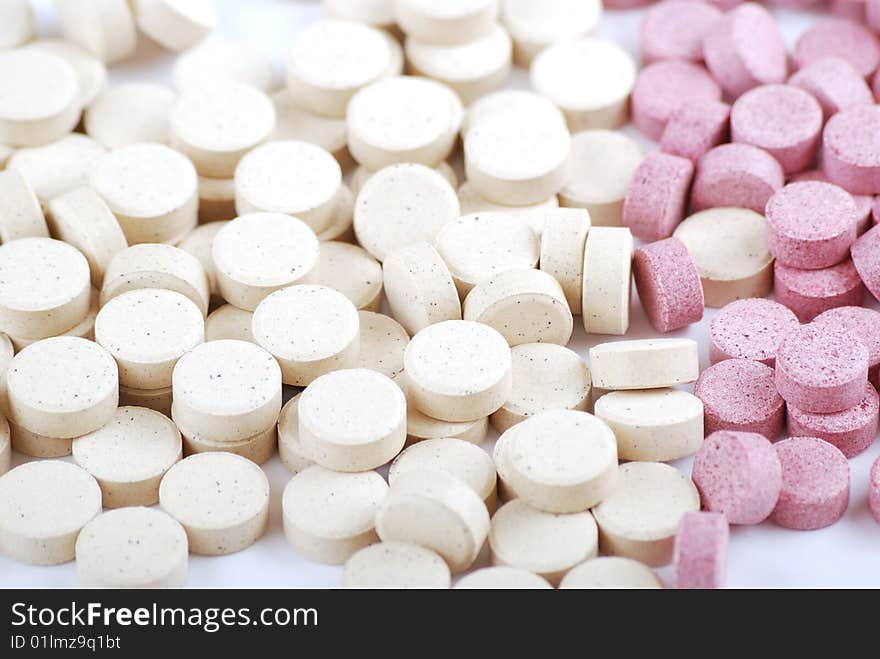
[691,143,784,213]
[640,1,723,65]
[789,58,875,120]
[764,182,857,270]
[632,237,704,332]
[870,455,880,524]
[709,298,800,366]
[772,437,850,530]
[672,511,728,589]
[813,306,880,389]
[660,100,730,163]
[695,358,786,440]
[775,323,869,413]
[851,225,880,303]
[702,3,788,99]
[623,152,694,241]
[773,259,865,322]
[791,169,873,235]
[788,382,879,458]
[822,104,880,196]
[631,60,722,141]
[794,19,880,79]
[692,430,782,525]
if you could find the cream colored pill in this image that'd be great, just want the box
[343,541,451,588]
[0,416,8,476]
[25,39,108,108]
[559,556,663,589]
[271,90,348,160]
[502,0,602,66]
[9,421,72,458]
[0,0,33,49]
[0,169,49,243]
[197,176,235,222]
[212,213,319,311]
[204,304,254,344]
[589,339,700,390]
[55,0,137,63]
[84,82,176,148]
[456,182,558,235]
[318,183,356,243]
[135,0,218,52]
[6,286,97,351]
[72,406,182,508]
[0,460,101,565]
[358,311,409,378]
[316,242,383,312]
[282,465,388,564]
[540,208,590,314]
[463,88,566,136]
[177,221,226,296]
[9,134,106,204]
[252,285,360,386]
[454,566,553,589]
[395,372,490,445]
[180,422,276,465]
[595,389,704,462]
[581,226,633,335]
[277,394,314,475]
[350,161,458,197]
[118,384,172,417]
[325,0,395,26]
[159,452,269,556]
[76,507,188,587]
[396,0,499,45]
[172,40,278,92]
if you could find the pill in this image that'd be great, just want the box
[25,39,108,108]
[830,0,868,19]
[456,182,555,236]
[0,49,81,147]
[351,162,457,198]
[9,419,72,458]
[159,452,270,555]
[91,143,198,244]
[773,259,865,322]
[789,57,875,120]
[252,285,360,386]
[84,82,175,148]
[343,542,451,588]
[672,511,728,589]
[691,143,785,214]
[277,394,314,475]
[870,456,880,524]
[708,299,798,366]
[582,227,634,335]
[172,39,278,92]
[347,76,463,171]
[595,389,704,462]
[702,3,788,98]
[396,374,490,445]
[772,437,849,530]
[0,460,101,565]
[357,311,408,378]
[626,155,695,244]
[0,416,8,476]
[455,566,552,589]
[0,0,33,49]
[640,0,721,65]
[872,0,880,29]
[462,88,566,137]
[822,105,880,195]
[118,384,173,418]
[382,241,462,337]
[559,557,662,589]
[180,418,276,465]
[315,242,383,312]
[72,406,182,507]
[632,238,704,333]
[791,169,873,235]
[530,37,637,132]
[794,18,880,79]
[177,221,225,297]
[501,0,601,66]
[852,225,880,303]
[539,209,590,314]
[813,306,880,389]
[9,134,106,205]
[271,91,347,163]
[0,169,49,243]
[589,338,699,390]
[659,100,730,164]
[325,0,395,26]
[788,382,878,458]
[171,339,281,442]
[134,0,218,52]
[396,0,499,45]
[55,0,137,63]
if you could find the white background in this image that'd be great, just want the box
[3,0,879,588]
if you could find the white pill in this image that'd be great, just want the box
[0,416,8,476]
[589,338,700,390]
[177,221,226,296]
[159,452,269,555]
[456,181,558,236]
[9,134,106,205]
[135,0,218,52]
[347,76,463,171]
[101,243,210,316]
[6,287,98,351]
[317,183,356,243]
[180,423,276,465]
[277,394,314,475]
[9,421,72,458]
[404,319,512,422]
[91,143,198,244]
[0,0,33,49]
[489,499,597,586]
[252,285,360,386]
[0,461,101,565]
[396,0,499,45]
[540,208,591,314]
[204,304,254,344]
[212,213,319,311]
[395,372,490,445]
[559,556,663,589]
[595,389,704,462]
[462,88,566,137]
[118,384,173,418]
[0,50,81,147]
[234,140,341,233]
[171,339,281,443]
[581,226,633,335]
[172,40,278,92]
[325,0,395,26]
[343,541,451,588]
[454,566,553,589]
[24,41,103,110]
[55,0,137,63]
[282,465,388,564]
[271,90,347,159]
[376,469,490,573]
[358,311,409,378]
[592,461,700,566]
[0,169,49,243]
[502,0,602,65]
[350,161,458,197]
[197,176,235,222]
[84,83,175,148]
[315,242,383,312]
[72,406,182,507]
[76,507,188,587]
[404,24,512,105]
[463,268,573,347]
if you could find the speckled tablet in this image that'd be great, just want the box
[118,384,173,418]
[773,258,865,323]
[455,566,552,589]
[822,105,880,196]
[357,311,409,378]
[589,339,699,390]
[0,169,49,243]
[271,90,347,161]
[343,542,451,588]
[559,557,662,589]
[457,182,557,236]
[539,208,590,314]
[709,298,799,366]
[315,242,382,312]
[690,143,785,214]
[180,421,276,465]
[581,227,633,335]
[672,511,728,589]
[276,394,314,475]
[84,83,175,149]
[8,133,106,204]
[788,382,879,458]
[172,40,277,92]
[632,237,704,333]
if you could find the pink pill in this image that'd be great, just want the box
[695,358,786,439]
[813,306,880,389]
[775,323,869,413]
[660,100,730,163]
[623,152,695,242]
[791,169,873,235]
[830,0,868,21]
[692,430,782,525]
[764,182,857,270]
[871,0,880,32]
[702,3,788,99]
[822,104,880,197]
[772,437,850,531]
[709,298,799,366]
[632,237,704,333]
[631,60,722,141]
[773,259,865,322]
[640,0,723,65]
[870,455,880,524]
[672,511,728,589]
[851,224,880,303]
[788,382,879,458]
[691,143,784,213]
[794,18,880,79]
[789,57,875,121]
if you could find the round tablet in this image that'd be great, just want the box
[212,213,320,310]
[395,0,499,45]
[870,456,880,524]
[180,419,276,465]
[0,169,49,243]
[659,99,731,164]
[789,57,875,120]
[8,133,106,204]
[351,161,457,198]
[159,452,270,555]
[772,437,849,530]
[794,18,880,79]
[463,88,566,137]
[640,0,721,65]
[489,499,598,585]
[813,307,880,388]
[26,39,108,108]
[457,182,556,236]
[277,394,314,475]
[172,40,277,92]
[632,237,704,333]
[672,511,728,589]
[673,208,773,308]
[0,0,33,49]
[0,49,81,147]
[282,465,388,564]
[581,227,633,335]
[315,242,382,312]
[91,143,198,244]
[539,208,590,314]
[271,90,347,159]
[709,299,799,366]
[55,0,137,63]
[354,164,460,263]
[343,542,451,588]
[134,0,218,51]
[691,143,785,214]
[396,373,490,445]
[589,339,699,391]
[792,168,873,235]
[559,557,662,589]
[118,384,173,418]
[347,76,463,171]
[7,281,96,349]
[853,225,880,304]
[177,221,225,296]
[788,382,879,459]
[358,311,408,378]
[201,306,250,345]
[84,82,175,148]
[774,259,865,323]
[455,566,552,589]
[623,151,694,242]
[0,461,101,565]
[253,285,360,386]
[822,105,880,196]
[595,389,704,462]
[9,421,72,458]
[501,0,601,65]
